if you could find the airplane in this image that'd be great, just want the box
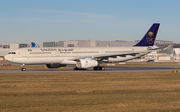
[31,42,38,47]
[5,23,164,71]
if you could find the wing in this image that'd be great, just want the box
[72,50,152,61]
[71,45,171,61]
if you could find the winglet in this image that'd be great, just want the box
[134,23,160,46]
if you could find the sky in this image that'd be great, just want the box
[0,0,180,44]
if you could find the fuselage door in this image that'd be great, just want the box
[22,50,27,57]
[101,49,105,54]
[55,51,60,57]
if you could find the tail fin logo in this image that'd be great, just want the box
[134,23,160,46]
[146,32,154,44]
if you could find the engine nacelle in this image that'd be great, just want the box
[76,59,98,68]
[46,64,66,68]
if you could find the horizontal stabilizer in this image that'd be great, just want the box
[163,45,172,50]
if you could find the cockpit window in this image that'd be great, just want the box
[8,52,16,54]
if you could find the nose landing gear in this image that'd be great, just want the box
[21,64,26,71]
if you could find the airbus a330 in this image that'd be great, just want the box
[5,23,166,71]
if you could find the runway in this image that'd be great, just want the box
[1,66,180,73]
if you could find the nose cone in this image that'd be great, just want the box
[4,55,14,63]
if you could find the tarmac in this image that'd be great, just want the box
[1,66,180,73]
[1,60,180,73]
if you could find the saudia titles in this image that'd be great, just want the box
[146,32,154,44]
[41,48,74,52]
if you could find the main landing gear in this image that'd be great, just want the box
[21,64,26,71]
[74,66,105,71]
[93,66,105,71]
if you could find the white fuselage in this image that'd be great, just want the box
[5,46,148,65]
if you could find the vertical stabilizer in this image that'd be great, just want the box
[134,23,160,46]
[31,42,37,47]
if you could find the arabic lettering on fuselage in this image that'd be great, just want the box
[41,48,73,52]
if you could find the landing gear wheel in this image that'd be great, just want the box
[93,67,97,70]
[93,66,105,71]
[102,66,105,70]
[21,68,26,71]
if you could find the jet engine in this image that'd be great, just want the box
[46,64,66,68]
[76,59,98,68]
